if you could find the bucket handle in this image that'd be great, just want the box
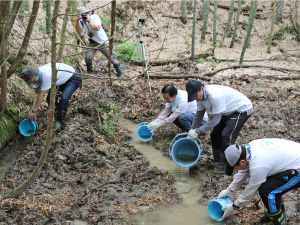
[169,133,203,156]
[136,122,150,133]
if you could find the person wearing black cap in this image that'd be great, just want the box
[185,80,253,165]
[217,139,300,224]
[20,63,82,128]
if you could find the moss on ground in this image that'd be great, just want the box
[0,109,22,149]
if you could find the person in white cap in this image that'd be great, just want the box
[20,63,82,128]
[75,6,122,77]
[185,80,253,167]
[147,84,207,133]
[217,139,300,225]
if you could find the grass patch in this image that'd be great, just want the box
[273,26,297,40]
[115,39,139,62]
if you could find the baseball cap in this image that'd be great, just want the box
[77,6,89,14]
[224,144,246,176]
[186,80,203,102]
[20,66,39,85]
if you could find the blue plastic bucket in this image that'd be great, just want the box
[169,133,203,168]
[19,119,38,136]
[207,197,233,221]
[136,122,153,142]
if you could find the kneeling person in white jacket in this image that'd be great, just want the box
[148,84,203,133]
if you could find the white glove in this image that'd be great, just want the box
[218,189,233,199]
[222,204,234,218]
[147,122,160,132]
[187,129,198,139]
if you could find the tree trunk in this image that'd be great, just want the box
[247,0,258,48]
[83,0,87,7]
[276,0,285,22]
[6,1,23,40]
[18,0,25,22]
[71,0,78,28]
[46,0,52,36]
[57,0,72,60]
[230,0,242,48]
[181,0,187,24]
[109,0,116,86]
[3,0,60,199]
[225,0,235,37]
[7,0,40,79]
[0,1,9,117]
[201,0,210,43]
[213,0,218,47]
[267,0,277,53]
[239,0,258,65]
[191,0,198,60]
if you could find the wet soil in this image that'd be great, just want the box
[2,0,300,224]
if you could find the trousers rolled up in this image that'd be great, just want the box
[85,41,119,66]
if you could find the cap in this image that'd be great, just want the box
[224,144,246,176]
[77,6,89,14]
[20,66,39,85]
[186,80,203,102]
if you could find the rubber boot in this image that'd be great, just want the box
[86,62,93,74]
[114,64,123,78]
[261,202,287,224]
[212,148,221,162]
[55,109,67,129]
[269,209,287,225]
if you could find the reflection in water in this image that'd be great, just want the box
[122,120,217,225]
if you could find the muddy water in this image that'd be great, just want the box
[122,120,221,225]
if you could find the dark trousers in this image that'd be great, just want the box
[210,112,250,162]
[46,80,79,112]
[258,170,300,214]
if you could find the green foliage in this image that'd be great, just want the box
[273,26,297,40]
[100,12,123,29]
[6,54,29,75]
[0,113,20,149]
[96,100,120,136]
[196,58,206,64]
[184,36,191,45]
[64,58,72,66]
[115,39,138,62]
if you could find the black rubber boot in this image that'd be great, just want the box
[86,62,93,74]
[113,64,123,78]
[55,110,67,129]
[260,213,271,224]
[270,209,287,225]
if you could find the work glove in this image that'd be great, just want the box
[222,204,234,218]
[147,122,160,132]
[218,188,233,199]
[187,129,198,139]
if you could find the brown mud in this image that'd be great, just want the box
[1,0,300,224]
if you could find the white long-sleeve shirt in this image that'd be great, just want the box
[228,138,300,208]
[154,90,197,126]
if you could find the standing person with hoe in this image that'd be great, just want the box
[20,63,82,128]
[218,139,300,225]
[186,80,253,168]
[75,6,122,78]
[147,84,206,133]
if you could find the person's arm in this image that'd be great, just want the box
[195,113,222,134]
[228,167,250,192]
[154,106,172,123]
[158,111,182,127]
[28,89,47,121]
[233,167,269,208]
[191,109,205,129]
[75,15,83,34]
[86,15,101,31]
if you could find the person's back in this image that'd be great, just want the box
[249,138,300,176]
